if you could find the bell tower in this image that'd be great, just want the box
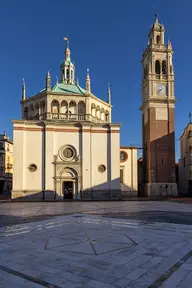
[140,15,178,196]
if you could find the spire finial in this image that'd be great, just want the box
[22,78,26,100]
[86,68,91,94]
[155,13,158,23]
[64,36,69,48]
[64,36,70,60]
[76,78,79,86]
[189,112,192,123]
[46,71,51,91]
[56,76,58,85]
[108,83,111,104]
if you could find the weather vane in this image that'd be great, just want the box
[64,32,69,42]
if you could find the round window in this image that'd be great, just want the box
[63,148,74,159]
[28,164,37,172]
[120,151,128,162]
[98,165,106,173]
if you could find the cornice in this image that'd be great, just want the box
[88,94,112,108]
[140,97,177,111]
[20,91,47,104]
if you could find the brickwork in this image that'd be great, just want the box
[141,17,177,196]
[143,107,176,186]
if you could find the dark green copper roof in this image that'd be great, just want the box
[51,83,86,95]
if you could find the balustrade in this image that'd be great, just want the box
[32,113,108,123]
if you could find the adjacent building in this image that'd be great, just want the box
[179,122,192,195]
[0,132,13,196]
[140,15,178,197]
[12,39,138,201]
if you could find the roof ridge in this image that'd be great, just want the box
[75,83,85,95]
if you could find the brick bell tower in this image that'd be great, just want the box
[140,15,178,197]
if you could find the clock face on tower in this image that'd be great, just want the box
[155,84,166,96]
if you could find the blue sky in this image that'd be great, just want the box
[0,0,191,160]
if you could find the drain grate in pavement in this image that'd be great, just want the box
[0,264,62,288]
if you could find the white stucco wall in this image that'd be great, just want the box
[91,131,109,190]
[111,131,121,189]
[82,128,91,190]
[24,129,42,190]
[120,147,138,192]
[13,129,24,191]
[12,122,121,199]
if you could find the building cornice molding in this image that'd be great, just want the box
[20,91,47,104]
[140,97,177,111]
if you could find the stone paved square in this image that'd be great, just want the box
[0,201,192,287]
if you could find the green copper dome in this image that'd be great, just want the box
[51,83,86,95]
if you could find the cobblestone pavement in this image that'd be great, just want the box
[1,212,192,287]
[1,201,192,227]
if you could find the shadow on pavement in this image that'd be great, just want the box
[102,211,192,225]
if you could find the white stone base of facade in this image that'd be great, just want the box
[11,190,121,201]
[11,190,44,201]
[81,190,121,201]
[144,183,178,197]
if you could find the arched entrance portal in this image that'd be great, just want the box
[63,181,73,199]
[58,167,78,200]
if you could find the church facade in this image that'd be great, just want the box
[12,40,138,201]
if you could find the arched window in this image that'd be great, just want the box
[91,103,96,117]
[51,100,59,114]
[40,101,45,116]
[162,60,167,74]
[71,70,73,81]
[96,106,100,119]
[34,103,39,119]
[78,101,85,114]
[0,142,3,150]
[105,111,109,122]
[100,108,105,120]
[155,60,160,74]
[61,100,68,114]
[66,69,69,80]
[156,35,161,44]
[69,101,76,115]
[170,65,173,74]
[24,107,29,120]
